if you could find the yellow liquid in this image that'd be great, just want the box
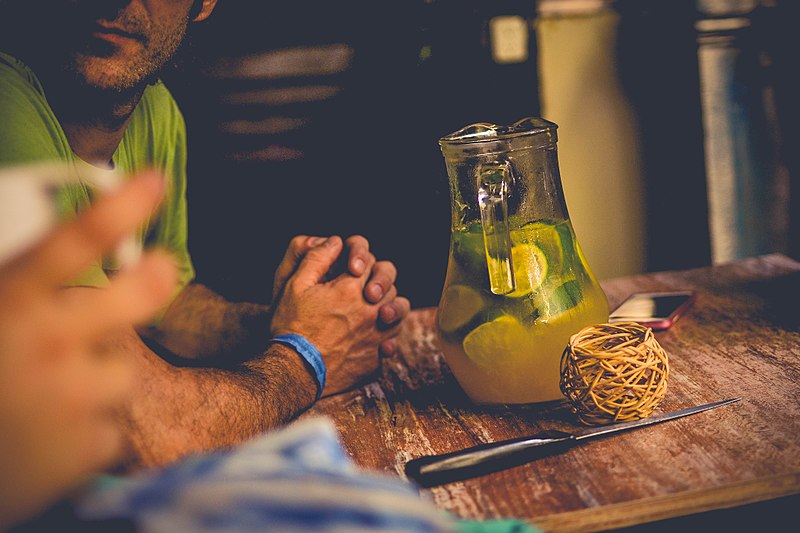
[437,220,609,404]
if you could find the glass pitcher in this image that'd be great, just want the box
[436,117,609,405]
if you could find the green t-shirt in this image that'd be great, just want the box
[0,51,195,293]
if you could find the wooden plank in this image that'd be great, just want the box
[302,254,800,531]
[532,472,800,532]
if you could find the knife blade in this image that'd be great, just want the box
[404,397,740,488]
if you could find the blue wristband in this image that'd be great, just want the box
[271,334,326,399]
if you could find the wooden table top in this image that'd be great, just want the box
[302,253,800,532]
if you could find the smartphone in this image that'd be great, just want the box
[609,290,695,330]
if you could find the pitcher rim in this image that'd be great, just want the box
[439,117,558,146]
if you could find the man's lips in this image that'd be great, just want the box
[91,22,144,43]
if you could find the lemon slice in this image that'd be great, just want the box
[438,285,484,333]
[462,315,531,368]
[504,243,548,298]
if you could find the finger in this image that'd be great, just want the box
[82,349,136,470]
[289,236,344,291]
[345,235,370,277]
[12,171,165,293]
[85,414,126,473]
[327,251,376,290]
[272,235,326,301]
[364,260,398,303]
[380,338,398,356]
[273,235,310,290]
[64,250,178,340]
[379,296,411,326]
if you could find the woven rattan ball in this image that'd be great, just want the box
[560,322,669,425]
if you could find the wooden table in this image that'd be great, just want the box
[302,254,800,532]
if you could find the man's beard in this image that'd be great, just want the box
[0,0,190,95]
[65,6,189,94]
[68,32,186,94]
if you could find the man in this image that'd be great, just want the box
[0,0,411,469]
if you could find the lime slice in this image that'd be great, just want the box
[438,285,484,333]
[505,242,548,298]
[536,279,583,323]
[462,315,531,368]
[515,221,557,246]
[453,230,486,276]
[554,221,577,263]
[518,221,564,265]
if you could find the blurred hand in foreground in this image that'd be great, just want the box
[0,171,178,529]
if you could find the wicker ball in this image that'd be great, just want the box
[560,322,669,425]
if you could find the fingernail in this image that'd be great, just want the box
[325,236,339,247]
[308,237,326,246]
[370,283,384,301]
[352,258,365,274]
[382,305,396,322]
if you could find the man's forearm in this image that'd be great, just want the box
[143,283,273,361]
[116,327,317,470]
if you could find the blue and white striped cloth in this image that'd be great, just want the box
[77,418,537,533]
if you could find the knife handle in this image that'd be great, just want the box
[404,430,577,488]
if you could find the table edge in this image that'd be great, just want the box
[528,472,800,533]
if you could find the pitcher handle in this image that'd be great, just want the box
[478,162,515,295]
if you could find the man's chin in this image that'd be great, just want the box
[71,55,149,93]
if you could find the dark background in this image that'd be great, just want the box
[165,0,540,308]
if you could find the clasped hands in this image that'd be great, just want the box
[269,234,411,397]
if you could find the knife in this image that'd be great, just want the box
[404,397,740,488]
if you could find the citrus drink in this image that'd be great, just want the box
[436,219,609,404]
